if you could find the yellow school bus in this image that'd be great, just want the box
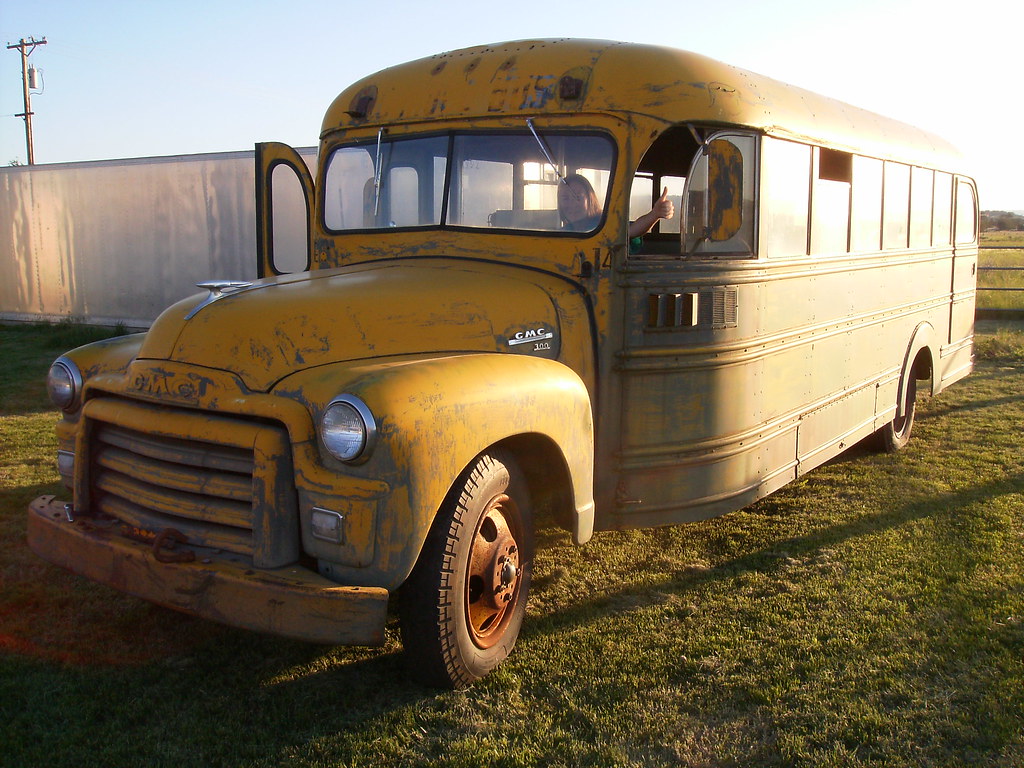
[29,39,977,688]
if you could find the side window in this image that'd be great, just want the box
[882,161,910,249]
[657,177,686,234]
[630,173,686,237]
[683,133,756,258]
[955,181,978,245]
[523,161,561,213]
[933,172,953,246]
[909,167,934,248]
[255,142,315,278]
[850,156,882,252]
[707,141,744,240]
[760,137,810,258]
[811,147,852,255]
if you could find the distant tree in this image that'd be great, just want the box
[981,211,1024,231]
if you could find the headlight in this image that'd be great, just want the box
[47,357,82,411]
[320,395,377,462]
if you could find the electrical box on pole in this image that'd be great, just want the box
[6,36,47,165]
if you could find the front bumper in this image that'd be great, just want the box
[28,495,389,646]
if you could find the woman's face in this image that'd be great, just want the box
[558,181,591,225]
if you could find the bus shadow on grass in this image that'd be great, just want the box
[527,469,1023,641]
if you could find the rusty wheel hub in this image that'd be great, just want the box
[466,493,523,648]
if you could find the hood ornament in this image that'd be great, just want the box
[184,280,254,320]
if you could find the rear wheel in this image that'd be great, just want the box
[877,375,917,452]
[399,450,533,688]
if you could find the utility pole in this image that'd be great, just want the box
[6,36,47,165]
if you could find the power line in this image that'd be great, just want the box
[6,36,47,165]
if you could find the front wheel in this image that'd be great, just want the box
[399,450,533,688]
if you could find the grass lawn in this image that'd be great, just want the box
[1,320,1022,767]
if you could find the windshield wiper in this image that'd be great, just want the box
[526,118,567,186]
[374,127,386,216]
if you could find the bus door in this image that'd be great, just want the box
[950,176,979,344]
[255,142,316,278]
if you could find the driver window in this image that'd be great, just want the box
[630,125,700,256]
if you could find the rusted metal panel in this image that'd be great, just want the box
[323,39,966,173]
[155,259,591,394]
[28,496,389,645]
[78,395,300,569]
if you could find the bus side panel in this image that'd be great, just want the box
[611,356,799,527]
[796,385,878,472]
[611,248,955,531]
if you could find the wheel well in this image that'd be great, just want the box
[911,347,935,393]
[495,434,575,532]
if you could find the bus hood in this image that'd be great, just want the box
[138,261,568,392]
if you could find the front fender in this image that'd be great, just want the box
[51,332,146,431]
[291,353,595,586]
[62,333,146,383]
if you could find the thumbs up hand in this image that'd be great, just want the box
[653,186,675,221]
[627,186,677,239]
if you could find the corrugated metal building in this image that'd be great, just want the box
[0,148,315,328]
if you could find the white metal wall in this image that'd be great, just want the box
[0,148,316,328]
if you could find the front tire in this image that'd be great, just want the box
[399,450,533,688]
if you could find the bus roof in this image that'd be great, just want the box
[322,39,966,173]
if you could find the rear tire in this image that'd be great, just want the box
[877,375,917,452]
[399,450,533,688]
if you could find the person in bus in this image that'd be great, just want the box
[557,173,674,237]
[557,174,604,231]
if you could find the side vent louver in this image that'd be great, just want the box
[647,287,738,329]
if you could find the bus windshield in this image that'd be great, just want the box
[322,131,615,234]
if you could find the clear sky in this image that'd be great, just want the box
[3,0,1022,210]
